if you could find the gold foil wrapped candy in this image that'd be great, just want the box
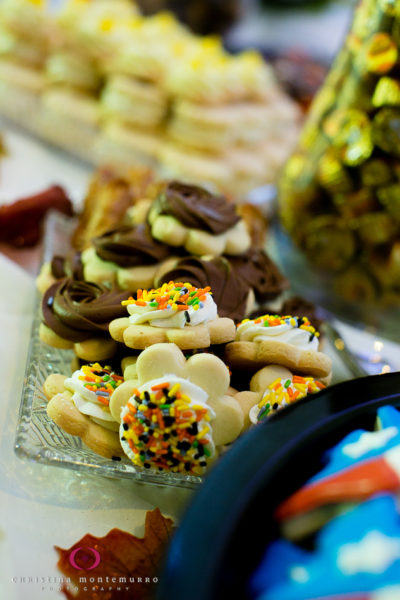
[372,76,400,106]
[323,109,373,166]
[333,265,378,303]
[360,158,393,186]
[371,241,400,286]
[303,216,356,271]
[377,183,400,220]
[361,32,397,74]
[351,212,397,245]
[333,188,378,219]
[373,108,400,156]
[318,151,353,194]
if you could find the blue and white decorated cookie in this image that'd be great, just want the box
[252,494,400,600]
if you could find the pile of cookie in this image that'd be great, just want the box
[38,172,332,476]
[0,0,300,195]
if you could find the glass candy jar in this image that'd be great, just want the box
[278,0,400,334]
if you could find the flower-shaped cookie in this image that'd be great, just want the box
[147,181,251,256]
[109,343,252,474]
[44,364,125,459]
[40,278,132,361]
[109,282,236,350]
[235,365,326,429]
[225,314,332,380]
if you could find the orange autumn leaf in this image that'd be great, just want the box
[55,508,174,600]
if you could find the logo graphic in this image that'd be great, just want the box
[68,547,101,571]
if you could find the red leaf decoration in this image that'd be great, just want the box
[55,508,174,600]
[0,185,73,247]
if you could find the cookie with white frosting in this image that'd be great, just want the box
[235,364,327,430]
[109,281,236,350]
[44,363,125,459]
[225,314,332,380]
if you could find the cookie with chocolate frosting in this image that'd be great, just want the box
[36,251,84,295]
[156,255,254,322]
[229,249,289,303]
[147,181,251,256]
[81,224,177,291]
[40,278,132,361]
[150,181,240,234]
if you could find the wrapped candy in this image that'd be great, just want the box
[279,0,400,316]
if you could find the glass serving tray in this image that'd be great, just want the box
[15,303,203,490]
[14,213,202,490]
[13,213,358,491]
[14,303,202,490]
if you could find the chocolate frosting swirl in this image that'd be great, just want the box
[42,278,131,342]
[151,181,240,235]
[229,249,289,302]
[93,224,170,267]
[51,251,84,280]
[159,256,250,321]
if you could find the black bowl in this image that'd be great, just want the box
[157,372,400,600]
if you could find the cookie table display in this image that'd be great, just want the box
[109,281,236,350]
[225,314,332,380]
[80,224,174,291]
[43,364,124,459]
[40,278,132,361]
[147,181,251,256]
[235,365,326,429]
[276,405,400,524]
[112,343,252,475]
[156,255,255,321]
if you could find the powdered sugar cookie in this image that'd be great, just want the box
[225,314,332,379]
[109,281,236,350]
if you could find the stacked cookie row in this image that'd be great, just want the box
[42,287,331,475]
[37,177,288,344]
[0,0,300,195]
[38,177,332,476]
